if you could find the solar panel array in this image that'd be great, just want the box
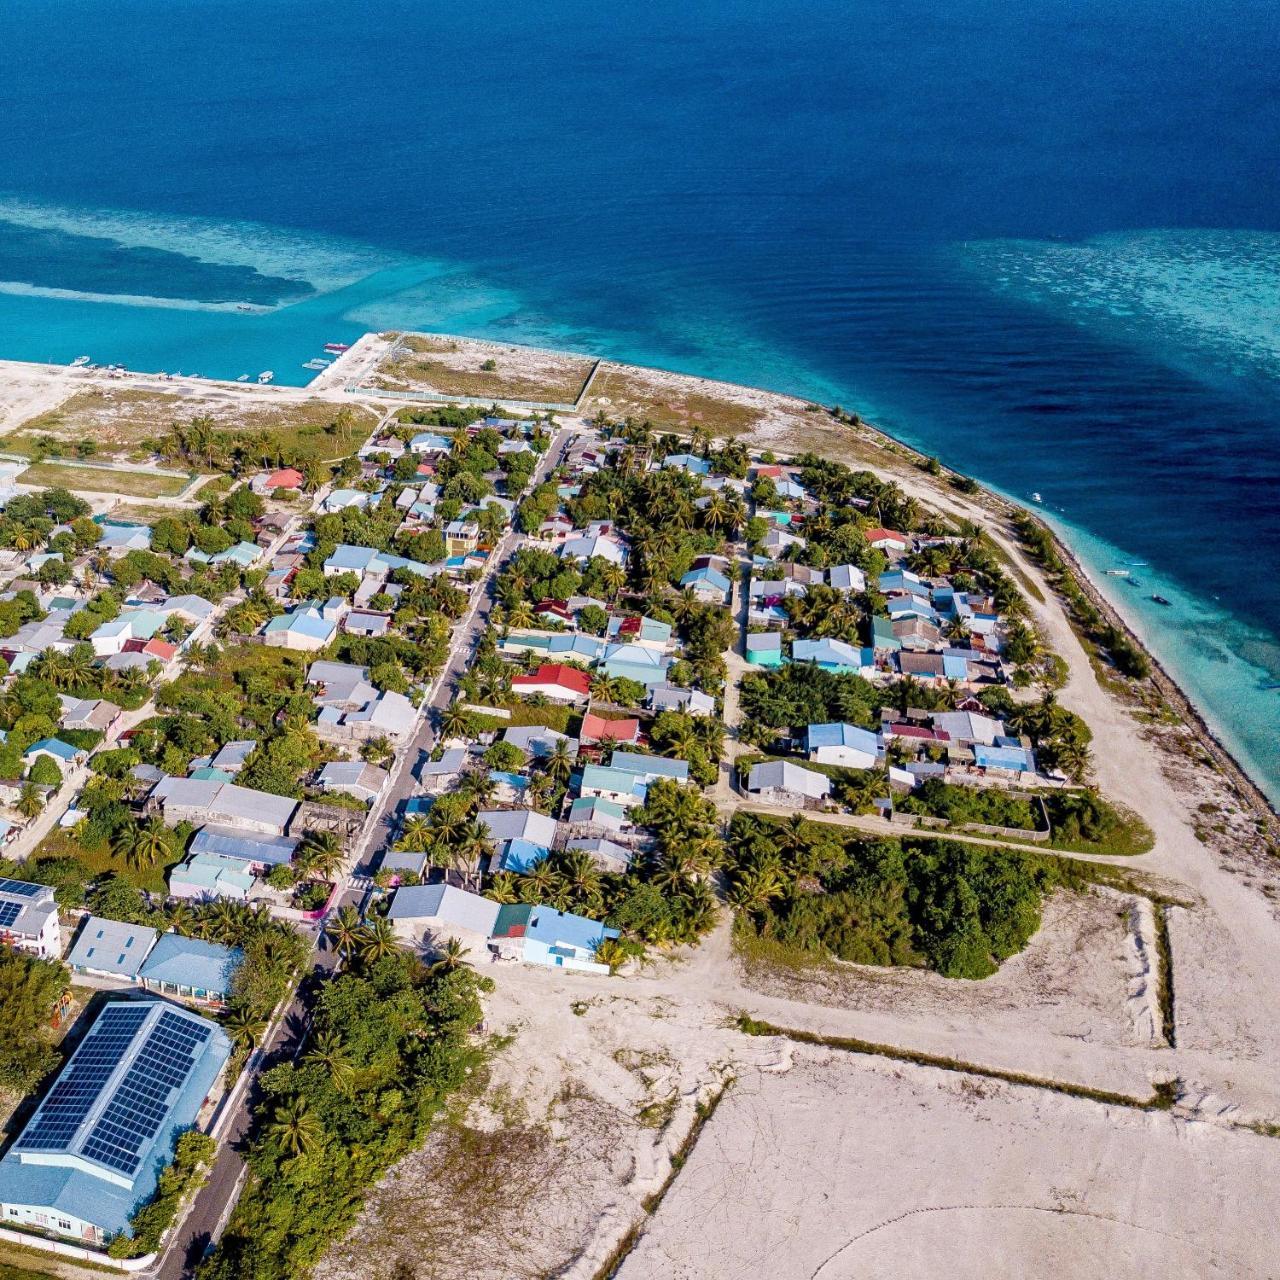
[17,1005,150,1153]
[0,901,21,929]
[0,877,44,898]
[81,1011,213,1176]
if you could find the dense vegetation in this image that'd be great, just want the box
[110,1131,216,1258]
[725,813,1070,979]
[0,947,69,1093]
[198,951,486,1280]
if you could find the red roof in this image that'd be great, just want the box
[142,639,178,661]
[512,664,591,695]
[865,527,907,545]
[266,467,304,490]
[886,722,948,742]
[755,464,783,478]
[582,713,640,744]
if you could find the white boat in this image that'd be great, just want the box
[1106,568,1130,577]
[302,359,330,371]
[257,371,274,384]
[70,355,90,367]
[236,374,250,382]
[1031,491,1042,503]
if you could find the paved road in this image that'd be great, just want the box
[352,427,574,877]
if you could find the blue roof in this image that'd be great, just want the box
[497,838,551,873]
[610,751,690,781]
[489,770,529,790]
[191,826,298,867]
[569,796,628,823]
[25,737,78,761]
[580,764,646,796]
[792,638,872,670]
[680,567,731,592]
[603,659,671,687]
[807,723,880,754]
[973,744,1033,772]
[662,453,711,475]
[139,934,243,997]
[512,904,620,951]
[0,1001,229,1238]
[189,766,235,783]
[265,609,336,642]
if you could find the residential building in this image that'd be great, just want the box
[316,760,389,804]
[806,723,881,770]
[489,903,619,974]
[610,751,689,784]
[0,877,60,957]
[169,852,255,903]
[647,684,716,716]
[828,564,867,593]
[139,934,242,1006]
[0,1001,230,1245]
[263,605,337,651]
[511,663,591,704]
[580,713,641,746]
[149,776,298,837]
[579,764,647,808]
[66,916,159,980]
[567,796,629,834]
[746,631,784,667]
[746,760,832,805]
[444,520,479,556]
[189,826,299,871]
[679,566,731,603]
[791,637,875,675]
[24,737,82,769]
[864,527,909,553]
[388,884,500,949]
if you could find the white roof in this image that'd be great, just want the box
[478,809,559,847]
[747,760,831,799]
[387,884,500,936]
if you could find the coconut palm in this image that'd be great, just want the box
[454,820,493,889]
[395,815,433,854]
[558,849,604,912]
[112,817,174,870]
[306,1029,354,1093]
[590,672,621,705]
[429,937,471,975]
[507,599,535,630]
[223,1005,266,1051]
[268,1095,323,1164]
[16,782,43,820]
[598,562,627,600]
[728,864,785,911]
[518,860,558,904]
[438,703,476,742]
[487,871,521,904]
[593,937,628,975]
[542,739,574,785]
[296,830,343,881]
[165,900,197,935]
[324,905,363,961]
[355,916,398,964]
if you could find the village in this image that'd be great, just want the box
[0,339,1270,1280]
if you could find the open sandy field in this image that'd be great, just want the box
[618,1048,1280,1280]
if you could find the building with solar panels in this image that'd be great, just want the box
[0,876,61,958]
[0,1000,230,1245]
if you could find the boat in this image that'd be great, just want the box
[1106,568,1130,577]
[1151,594,1172,607]
[1262,681,1280,691]
[1125,577,1142,588]
[70,355,90,367]
[1031,492,1042,503]
[302,358,331,371]
[236,374,250,382]
[1127,561,1148,567]
[323,342,351,353]
[257,371,274,384]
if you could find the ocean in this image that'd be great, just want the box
[2,0,1278,800]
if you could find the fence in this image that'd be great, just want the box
[344,384,580,414]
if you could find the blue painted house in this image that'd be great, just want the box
[490,903,620,973]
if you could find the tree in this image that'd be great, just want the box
[27,755,62,787]
[223,1005,266,1051]
[305,1029,354,1093]
[593,937,628,974]
[355,917,398,964]
[324,905,363,961]
[112,817,175,870]
[267,1095,323,1164]
[438,703,476,741]
[429,937,471,975]
[296,830,343,881]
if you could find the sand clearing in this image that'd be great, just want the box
[619,1049,1280,1280]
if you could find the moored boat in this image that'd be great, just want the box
[1151,594,1172,606]
[258,371,274,383]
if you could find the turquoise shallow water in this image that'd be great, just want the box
[2,0,1278,803]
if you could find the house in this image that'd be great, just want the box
[864,527,909,553]
[97,524,152,557]
[210,541,264,570]
[973,743,1035,775]
[388,884,501,949]
[66,916,159,980]
[156,594,217,629]
[444,520,479,556]
[648,684,716,717]
[564,836,633,874]
[139,934,243,1006]
[930,710,1006,746]
[0,877,60,957]
[791,638,875,676]
[806,723,881,770]
[489,903,619,974]
[580,714,641,746]
[679,566,731,603]
[762,526,806,556]
[89,609,165,657]
[609,751,689,784]
[190,826,299,871]
[24,737,82,769]
[419,746,468,792]
[0,1001,230,1245]
[316,760,389,804]
[579,765,647,808]
[263,466,304,493]
[827,564,867,594]
[169,852,256,903]
[209,740,256,774]
[58,696,120,736]
[343,610,391,638]
[511,663,591,704]
[263,605,337,652]
[339,690,418,742]
[410,431,452,455]
[150,776,298,837]
[746,760,832,805]
[308,659,377,708]
[323,544,434,581]
[871,615,902,653]
[492,838,552,874]
[607,615,673,649]
[559,532,626,566]
[489,771,529,805]
[879,569,930,598]
[662,453,712,476]
[321,488,371,514]
[746,631,784,667]
[380,850,428,883]
[502,726,578,760]
[478,809,559,851]
[567,796,629,833]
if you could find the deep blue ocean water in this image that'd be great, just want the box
[2,0,1278,799]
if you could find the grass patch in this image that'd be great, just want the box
[32,825,182,895]
[1152,903,1177,1048]
[735,1015,1178,1112]
[16,461,191,498]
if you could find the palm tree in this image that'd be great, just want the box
[268,1095,323,1164]
[728,864,785,911]
[558,849,604,912]
[16,783,43,820]
[166,900,196,935]
[593,937,628,975]
[590,672,621,705]
[526,773,556,814]
[395,815,433,854]
[599,562,627,600]
[325,905,363,961]
[205,898,247,945]
[429,937,471,975]
[543,739,574,785]
[519,860,558,904]
[112,817,174,870]
[507,599,535,630]
[296,831,343,881]
[306,1029,355,1093]
[454,820,493,890]
[438,703,476,742]
[668,588,701,629]
[488,871,521,904]
[223,1005,266,1051]
[356,917,398,964]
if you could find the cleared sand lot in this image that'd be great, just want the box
[618,1049,1280,1280]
